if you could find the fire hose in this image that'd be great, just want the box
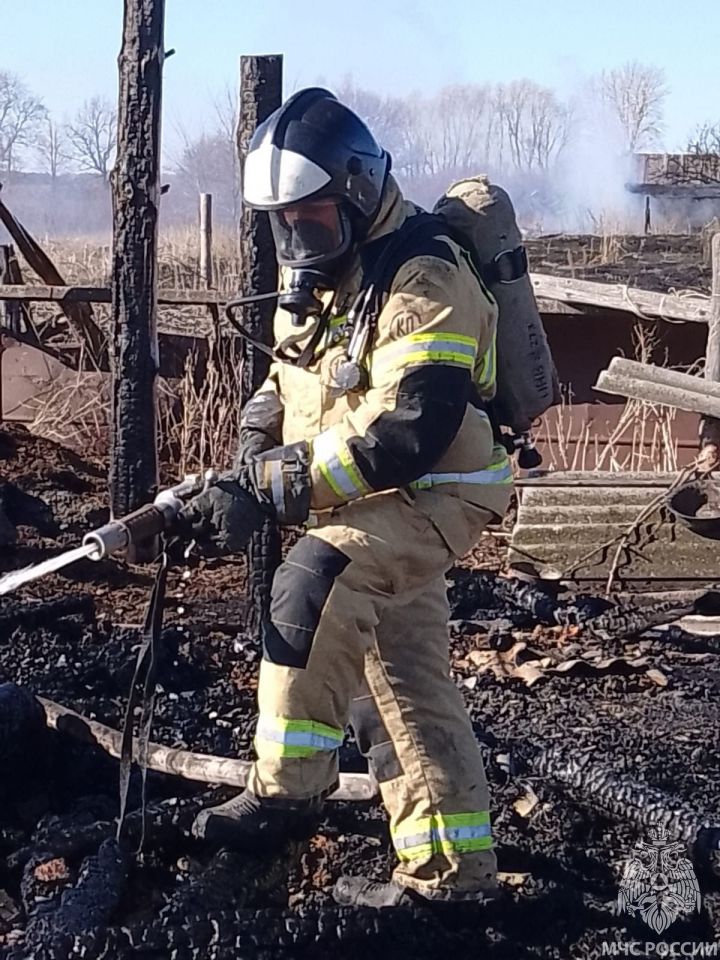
[0,471,219,598]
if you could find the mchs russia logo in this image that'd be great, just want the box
[618,828,701,933]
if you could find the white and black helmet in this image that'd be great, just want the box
[243,88,390,269]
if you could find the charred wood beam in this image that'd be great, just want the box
[121,900,437,957]
[38,695,377,801]
[0,283,230,306]
[109,0,165,529]
[449,572,714,640]
[699,233,720,464]
[531,273,712,324]
[236,54,283,643]
[0,594,95,635]
[0,193,106,363]
[0,245,23,335]
[626,182,720,198]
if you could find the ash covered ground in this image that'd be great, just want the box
[1,424,720,959]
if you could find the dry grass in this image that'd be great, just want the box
[9,227,248,473]
[41,227,242,292]
[540,321,682,473]
[22,365,110,460]
[541,392,679,473]
[22,339,242,475]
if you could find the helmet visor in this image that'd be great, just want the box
[269,198,351,268]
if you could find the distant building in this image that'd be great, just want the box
[627,153,720,198]
[625,153,720,232]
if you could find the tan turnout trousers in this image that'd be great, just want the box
[247,486,506,899]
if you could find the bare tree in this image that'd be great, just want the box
[599,61,667,152]
[422,84,492,176]
[66,97,117,178]
[334,79,496,196]
[496,80,572,172]
[212,84,241,222]
[172,129,238,224]
[0,71,46,172]
[687,122,720,156]
[35,119,68,180]
[334,78,417,178]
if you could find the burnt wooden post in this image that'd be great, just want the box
[236,54,283,640]
[0,244,22,424]
[109,0,165,536]
[699,233,720,470]
[0,246,22,334]
[199,193,213,289]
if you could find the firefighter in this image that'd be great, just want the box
[182,88,513,908]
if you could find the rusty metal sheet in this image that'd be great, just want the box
[509,472,720,582]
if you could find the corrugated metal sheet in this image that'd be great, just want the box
[509,471,720,582]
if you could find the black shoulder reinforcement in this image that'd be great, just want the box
[347,366,470,491]
[360,212,458,298]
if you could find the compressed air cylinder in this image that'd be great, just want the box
[434,176,559,433]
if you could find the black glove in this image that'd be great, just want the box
[235,391,284,468]
[176,472,266,555]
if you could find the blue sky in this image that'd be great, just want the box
[4,0,720,160]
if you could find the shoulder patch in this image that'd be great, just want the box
[387,309,424,339]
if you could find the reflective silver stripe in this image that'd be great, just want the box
[394,831,431,851]
[313,430,367,499]
[270,463,286,515]
[372,333,478,372]
[411,462,513,489]
[256,723,341,752]
[394,822,492,850]
[438,823,492,842]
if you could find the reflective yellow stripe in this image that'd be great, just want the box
[392,811,492,861]
[372,332,478,375]
[312,429,370,501]
[255,716,344,759]
[475,338,497,391]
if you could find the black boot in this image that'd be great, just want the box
[191,788,324,852]
[332,876,417,908]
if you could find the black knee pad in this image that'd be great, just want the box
[262,536,350,668]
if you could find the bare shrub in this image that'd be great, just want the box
[158,338,242,476]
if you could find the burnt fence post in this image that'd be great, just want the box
[236,54,283,641]
[700,233,720,469]
[109,0,165,545]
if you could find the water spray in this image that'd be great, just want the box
[0,471,218,598]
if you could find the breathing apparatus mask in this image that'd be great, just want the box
[269,197,354,327]
[224,196,362,363]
